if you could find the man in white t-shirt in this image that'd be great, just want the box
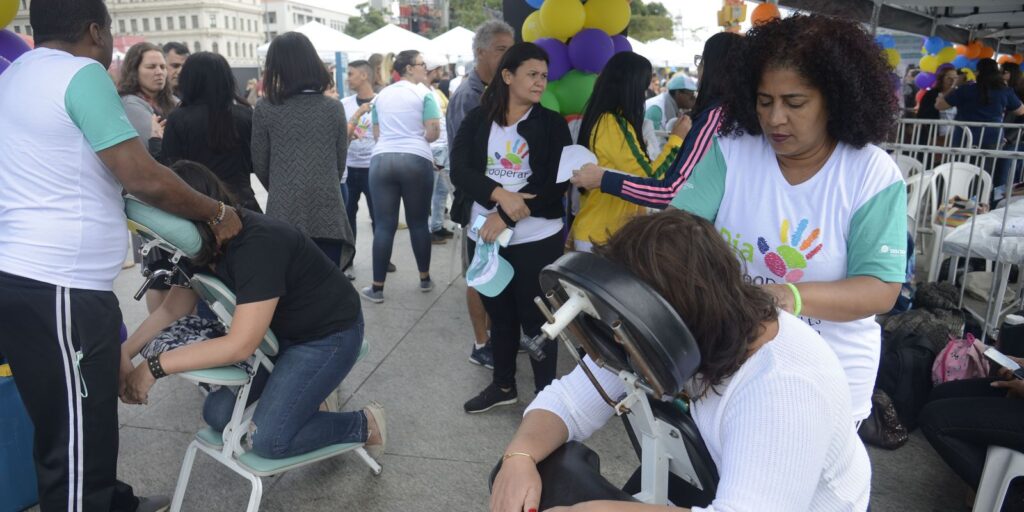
[0,2,240,510]
[341,60,378,277]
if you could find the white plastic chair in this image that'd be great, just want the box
[924,162,993,282]
[169,274,381,512]
[895,154,925,180]
[973,445,1024,512]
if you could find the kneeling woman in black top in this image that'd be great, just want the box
[451,42,572,413]
[122,161,384,460]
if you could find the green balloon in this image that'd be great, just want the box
[540,88,560,112]
[552,70,597,116]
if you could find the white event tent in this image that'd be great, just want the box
[358,24,435,57]
[256,21,370,62]
[431,26,476,64]
[637,38,690,68]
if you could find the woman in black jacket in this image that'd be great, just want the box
[450,42,571,414]
[163,52,261,212]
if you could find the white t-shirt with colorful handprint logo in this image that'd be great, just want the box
[671,134,907,421]
[342,94,375,168]
[469,110,563,245]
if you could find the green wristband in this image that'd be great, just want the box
[784,282,802,317]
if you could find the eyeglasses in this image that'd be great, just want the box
[694,54,702,67]
[413,62,426,68]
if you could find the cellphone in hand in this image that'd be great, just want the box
[984,347,1024,380]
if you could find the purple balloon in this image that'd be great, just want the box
[915,71,936,90]
[0,30,30,62]
[611,35,632,54]
[569,28,615,74]
[535,38,571,82]
[0,56,10,77]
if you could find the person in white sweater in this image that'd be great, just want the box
[490,210,870,512]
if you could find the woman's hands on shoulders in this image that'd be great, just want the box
[490,456,542,512]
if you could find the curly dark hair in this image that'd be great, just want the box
[718,14,899,148]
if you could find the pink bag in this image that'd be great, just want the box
[931,333,990,385]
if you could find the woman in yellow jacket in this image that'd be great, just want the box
[571,52,691,251]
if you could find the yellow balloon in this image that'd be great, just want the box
[540,0,585,42]
[0,0,17,30]
[884,49,900,69]
[583,0,631,36]
[960,68,976,82]
[919,55,938,73]
[936,46,957,64]
[522,11,544,43]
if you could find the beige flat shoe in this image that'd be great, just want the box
[364,401,386,460]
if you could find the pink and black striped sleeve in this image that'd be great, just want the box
[599,106,723,209]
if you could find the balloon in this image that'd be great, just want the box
[539,0,585,42]
[919,55,938,73]
[522,11,544,42]
[1016,54,1024,64]
[884,48,900,68]
[875,34,895,49]
[0,56,9,77]
[0,0,15,30]
[960,68,976,82]
[965,41,982,59]
[540,88,560,112]
[979,46,995,59]
[583,0,630,36]
[750,2,780,25]
[0,29,29,62]
[535,38,571,81]
[915,71,936,90]
[952,55,970,69]
[999,54,1013,65]
[965,58,978,71]
[552,70,597,115]
[525,0,544,8]
[936,46,957,64]
[611,34,632,54]
[955,44,966,56]
[924,36,945,55]
[568,28,614,74]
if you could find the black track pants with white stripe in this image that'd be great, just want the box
[0,271,139,512]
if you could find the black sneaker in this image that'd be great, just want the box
[431,231,448,244]
[436,227,455,239]
[464,383,517,413]
[469,343,494,369]
[387,262,397,273]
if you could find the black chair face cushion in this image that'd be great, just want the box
[539,252,701,397]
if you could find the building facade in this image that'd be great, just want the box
[11,0,266,67]
[260,0,358,41]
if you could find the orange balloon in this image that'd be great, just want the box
[1016,53,1024,64]
[999,54,1013,64]
[965,41,982,59]
[750,3,780,25]
[954,44,967,56]
[980,46,995,59]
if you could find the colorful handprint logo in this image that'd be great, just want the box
[494,139,530,170]
[756,218,823,283]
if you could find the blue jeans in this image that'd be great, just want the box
[345,167,374,240]
[430,168,450,233]
[369,153,435,283]
[202,314,368,459]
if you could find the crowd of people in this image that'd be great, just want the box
[3,0,1024,511]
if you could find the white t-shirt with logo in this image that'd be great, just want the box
[370,80,441,162]
[672,134,908,421]
[341,94,376,169]
[0,48,139,291]
[469,111,563,245]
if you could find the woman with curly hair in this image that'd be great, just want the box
[670,13,907,423]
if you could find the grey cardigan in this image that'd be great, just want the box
[251,94,353,250]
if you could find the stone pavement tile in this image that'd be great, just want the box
[867,431,963,511]
[263,453,492,512]
[122,380,207,434]
[360,305,428,364]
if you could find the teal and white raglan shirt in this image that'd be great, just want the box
[671,134,907,421]
[370,80,442,163]
[0,48,139,291]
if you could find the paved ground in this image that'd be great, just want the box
[29,180,969,511]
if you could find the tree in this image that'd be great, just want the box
[449,0,503,31]
[345,4,388,39]
[629,1,673,42]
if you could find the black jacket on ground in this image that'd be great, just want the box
[450,105,572,227]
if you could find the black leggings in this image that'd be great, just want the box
[369,153,435,283]
[468,231,562,392]
[919,378,1024,495]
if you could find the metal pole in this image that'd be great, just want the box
[870,1,882,36]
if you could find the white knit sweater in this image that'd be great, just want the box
[526,312,871,511]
